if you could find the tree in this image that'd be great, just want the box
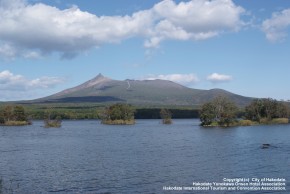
[44,107,62,128]
[101,103,135,124]
[13,105,27,121]
[276,102,289,118]
[200,102,216,126]
[160,108,172,124]
[245,99,264,122]
[245,98,289,122]
[0,111,4,124]
[3,105,13,122]
[218,100,238,126]
[263,98,278,120]
[200,96,238,126]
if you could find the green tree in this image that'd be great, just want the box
[102,103,135,121]
[44,107,62,128]
[218,101,238,126]
[0,111,4,124]
[245,98,289,122]
[245,99,264,122]
[200,96,238,126]
[13,105,27,121]
[200,102,216,126]
[263,98,278,120]
[214,96,238,126]
[276,102,289,118]
[3,105,13,122]
[160,108,172,124]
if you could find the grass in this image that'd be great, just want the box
[2,121,31,126]
[203,118,289,128]
[201,121,224,127]
[238,119,258,126]
[259,118,270,124]
[101,119,135,125]
[270,118,289,124]
[259,118,289,125]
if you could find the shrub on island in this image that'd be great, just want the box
[0,105,31,126]
[245,98,289,125]
[44,108,62,128]
[200,97,289,127]
[101,103,135,125]
[160,108,172,124]
[200,96,238,127]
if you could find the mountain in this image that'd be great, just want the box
[34,73,253,107]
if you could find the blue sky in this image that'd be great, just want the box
[0,0,290,101]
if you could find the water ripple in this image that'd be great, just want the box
[0,120,289,193]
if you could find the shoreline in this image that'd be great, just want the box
[201,118,289,127]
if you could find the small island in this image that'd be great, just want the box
[0,105,31,126]
[200,97,289,127]
[101,103,135,125]
[160,108,172,124]
[44,117,62,128]
[43,107,62,128]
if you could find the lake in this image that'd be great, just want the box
[0,119,289,193]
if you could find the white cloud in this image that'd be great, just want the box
[0,44,16,58]
[0,0,154,59]
[207,73,232,83]
[262,9,290,42]
[0,70,64,91]
[145,0,245,48]
[144,73,199,85]
[0,0,245,58]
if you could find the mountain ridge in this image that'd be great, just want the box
[33,74,253,107]
[52,73,112,97]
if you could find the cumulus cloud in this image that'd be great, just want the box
[262,9,290,42]
[145,0,245,48]
[0,70,64,91]
[207,73,232,83]
[0,0,153,59]
[0,0,245,58]
[144,73,199,85]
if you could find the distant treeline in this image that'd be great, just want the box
[135,108,199,119]
[28,108,99,120]
[1,100,288,121]
[28,108,200,119]
[0,104,200,120]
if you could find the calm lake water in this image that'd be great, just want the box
[0,119,289,194]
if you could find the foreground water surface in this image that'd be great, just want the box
[0,119,289,193]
